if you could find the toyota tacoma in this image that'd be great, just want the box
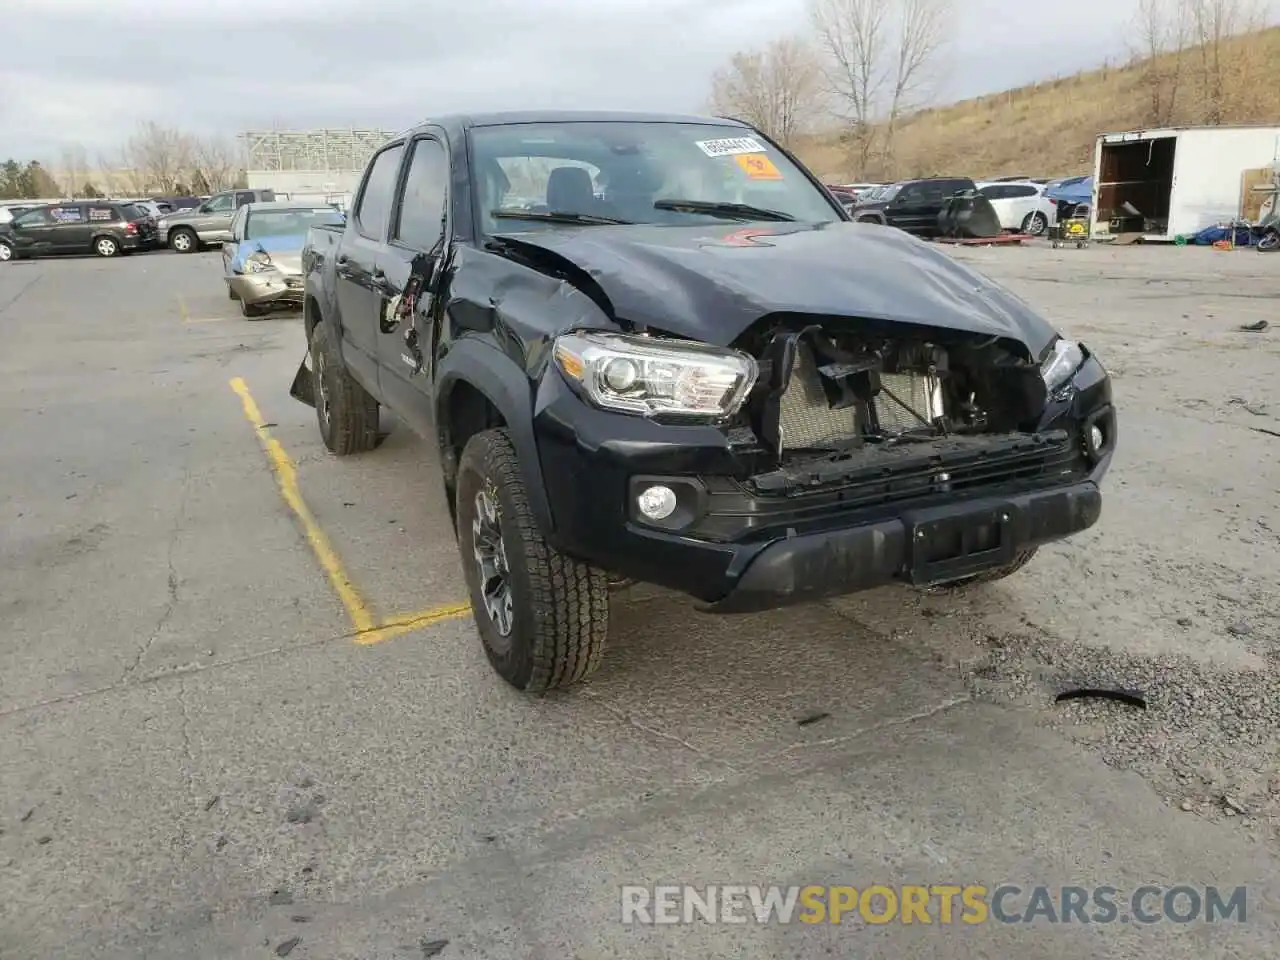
[291,110,1116,693]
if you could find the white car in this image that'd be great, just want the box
[976,180,1057,236]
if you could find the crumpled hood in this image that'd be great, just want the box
[491,221,1057,354]
[235,235,305,274]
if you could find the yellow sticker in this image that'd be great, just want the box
[734,153,783,180]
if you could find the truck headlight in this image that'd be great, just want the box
[245,251,274,274]
[1041,338,1085,393]
[553,331,758,419]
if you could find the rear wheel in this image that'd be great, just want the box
[170,228,198,254]
[1021,211,1048,236]
[0,239,13,262]
[456,428,609,693]
[93,235,119,258]
[309,320,380,455]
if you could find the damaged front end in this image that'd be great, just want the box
[681,318,1106,543]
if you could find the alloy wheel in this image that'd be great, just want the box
[96,238,117,257]
[472,483,514,640]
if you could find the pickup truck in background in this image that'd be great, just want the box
[293,110,1116,694]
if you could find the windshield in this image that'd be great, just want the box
[469,121,842,233]
[245,208,344,240]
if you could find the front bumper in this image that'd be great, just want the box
[229,271,305,306]
[534,355,1115,612]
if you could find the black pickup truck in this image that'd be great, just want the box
[293,110,1116,693]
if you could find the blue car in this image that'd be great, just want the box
[222,201,345,318]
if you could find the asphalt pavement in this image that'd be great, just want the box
[0,242,1277,959]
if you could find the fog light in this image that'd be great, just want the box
[1089,424,1104,452]
[637,484,678,521]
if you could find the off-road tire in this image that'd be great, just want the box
[170,228,198,254]
[456,428,609,693]
[919,548,1038,592]
[1021,212,1048,236]
[309,320,379,455]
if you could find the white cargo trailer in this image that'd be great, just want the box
[1090,125,1280,242]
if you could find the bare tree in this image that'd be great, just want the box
[708,36,823,147]
[122,121,194,193]
[882,0,951,166]
[95,152,138,196]
[58,144,90,198]
[1132,0,1191,125]
[190,135,241,192]
[1187,0,1265,123]
[808,0,888,174]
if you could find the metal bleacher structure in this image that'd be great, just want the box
[240,128,395,203]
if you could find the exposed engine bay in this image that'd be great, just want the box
[726,320,1059,496]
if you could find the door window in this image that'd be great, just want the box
[13,208,52,227]
[50,205,84,222]
[206,194,235,213]
[88,206,117,221]
[394,138,449,250]
[355,143,406,240]
[979,185,1010,200]
[1005,185,1039,199]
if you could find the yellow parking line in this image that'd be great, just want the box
[229,376,474,644]
[177,294,189,321]
[356,603,473,646]
[229,377,376,633]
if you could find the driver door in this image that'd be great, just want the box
[375,133,450,435]
[194,193,236,241]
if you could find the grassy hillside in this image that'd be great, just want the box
[797,25,1280,182]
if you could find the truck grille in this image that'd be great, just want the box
[777,342,941,449]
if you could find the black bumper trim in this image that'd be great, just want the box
[699,481,1101,614]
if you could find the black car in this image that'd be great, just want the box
[0,201,158,261]
[291,110,1115,694]
[850,177,978,237]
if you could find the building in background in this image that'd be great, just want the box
[241,128,394,209]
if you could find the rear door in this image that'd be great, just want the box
[376,132,450,433]
[334,140,407,395]
[1002,184,1040,230]
[8,207,57,255]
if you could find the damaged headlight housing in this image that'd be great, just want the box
[553,331,758,419]
[1041,338,1085,394]
[244,251,274,274]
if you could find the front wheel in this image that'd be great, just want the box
[456,428,609,693]
[1021,212,1048,236]
[0,240,13,262]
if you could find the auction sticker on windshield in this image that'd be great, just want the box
[735,153,783,180]
[696,136,768,157]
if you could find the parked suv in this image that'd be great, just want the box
[0,201,158,261]
[158,188,276,252]
[850,177,978,237]
[977,180,1057,236]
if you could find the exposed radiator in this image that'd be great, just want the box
[776,343,944,450]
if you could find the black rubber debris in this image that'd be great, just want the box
[1055,687,1147,709]
[275,937,301,957]
[797,712,831,727]
[1238,320,1269,332]
[420,939,450,957]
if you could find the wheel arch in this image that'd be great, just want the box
[435,339,553,536]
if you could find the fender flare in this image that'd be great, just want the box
[434,338,554,536]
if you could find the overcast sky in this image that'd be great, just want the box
[1,0,1275,161]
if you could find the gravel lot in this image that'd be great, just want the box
[0,241,1276,959]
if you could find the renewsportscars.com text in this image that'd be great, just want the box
[620,884,1248,925]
